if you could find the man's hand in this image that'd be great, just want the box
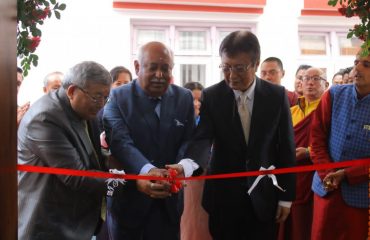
[165,164,184,177]
[17,101,30,126]
[295,147,309,161]
[275,205,290,223]
[323,169,345,192]
[136,168,171,198]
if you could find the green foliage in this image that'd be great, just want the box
[328,0,370,56]
[17,0,66,76]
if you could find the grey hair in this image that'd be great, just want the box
[136,41,174,66]
[43,71,64,87]
[62,61,112,89]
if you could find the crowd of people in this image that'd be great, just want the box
[331,66,356,86]
[16,30,369,240]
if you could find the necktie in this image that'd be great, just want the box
[84,121,99,162]
[84,121,106,221]
[150,98,161,119]
[238,93,250,144]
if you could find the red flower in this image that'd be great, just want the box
[359,33,367,41]
[43,7,50,18]
[31,7,49,20]
[26,36,41,52]
[338,6,346,15]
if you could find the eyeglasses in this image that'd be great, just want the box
[76,86,109,104]
[219,63,252,74]
[354,59,370,68]
[302,76,326,82]
[296,75,304,81]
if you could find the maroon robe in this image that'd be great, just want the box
[286,90,298,107]
[278,112,314,240]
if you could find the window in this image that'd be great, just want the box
[299,34,328,55]
[180,64,206,86]
[338,35,361,56]
[219,30,232,43]
[178,31,207,51]
[133,27,168,53]
[298,28,359,86]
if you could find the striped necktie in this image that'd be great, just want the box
[238,93,250,144]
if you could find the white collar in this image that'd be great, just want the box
[233,77,256,102]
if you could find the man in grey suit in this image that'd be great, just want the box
[18,61,113,240]
[103,41,199,240]
[185,30,296,239]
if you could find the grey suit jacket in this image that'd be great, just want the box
[18,88,106,240]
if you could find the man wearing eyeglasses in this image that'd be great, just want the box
[18,61,114,240]
[294,64,312,96]
[260,57,298,107]
[310,51,370,240]
[103,41,199,240]
[278,67,327,240]
[185,30,296,239]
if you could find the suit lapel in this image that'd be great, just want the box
[219,82,246,147]
[248,78,263,150]
[86,120,103,169]
[70,120,98,168]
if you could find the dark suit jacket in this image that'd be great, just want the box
[103,80,195,228]
[186,78,296,222]
[18,88,107,240]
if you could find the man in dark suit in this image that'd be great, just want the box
[186,30,296,239]
[103,41,199,240]
[18,61,113,240]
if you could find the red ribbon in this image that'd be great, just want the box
[17,157,370,182]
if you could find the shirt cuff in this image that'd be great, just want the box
[178,158,199,177]
[140,163,156,174]
[278,201,292,208]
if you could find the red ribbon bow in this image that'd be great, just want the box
[167,168,183,193]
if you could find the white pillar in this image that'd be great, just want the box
[256,0,303,91]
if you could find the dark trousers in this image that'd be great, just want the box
[107,200,179,240]
[208,196,277,240]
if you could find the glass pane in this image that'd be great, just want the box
[219,31,232,44]
[178,31,207,51]
[299,35,327,55]
[338,36,361,56]
[180,64,206,86]
[137,29,166,48]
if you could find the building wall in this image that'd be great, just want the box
[18,0,359,104]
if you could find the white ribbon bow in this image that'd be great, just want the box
[106,169,126,197]
[247,165,286,195]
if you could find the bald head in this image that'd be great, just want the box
[137,42,174,67]
[43,71,63,93]
[302,67,328,102]
[134,41,174,97]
